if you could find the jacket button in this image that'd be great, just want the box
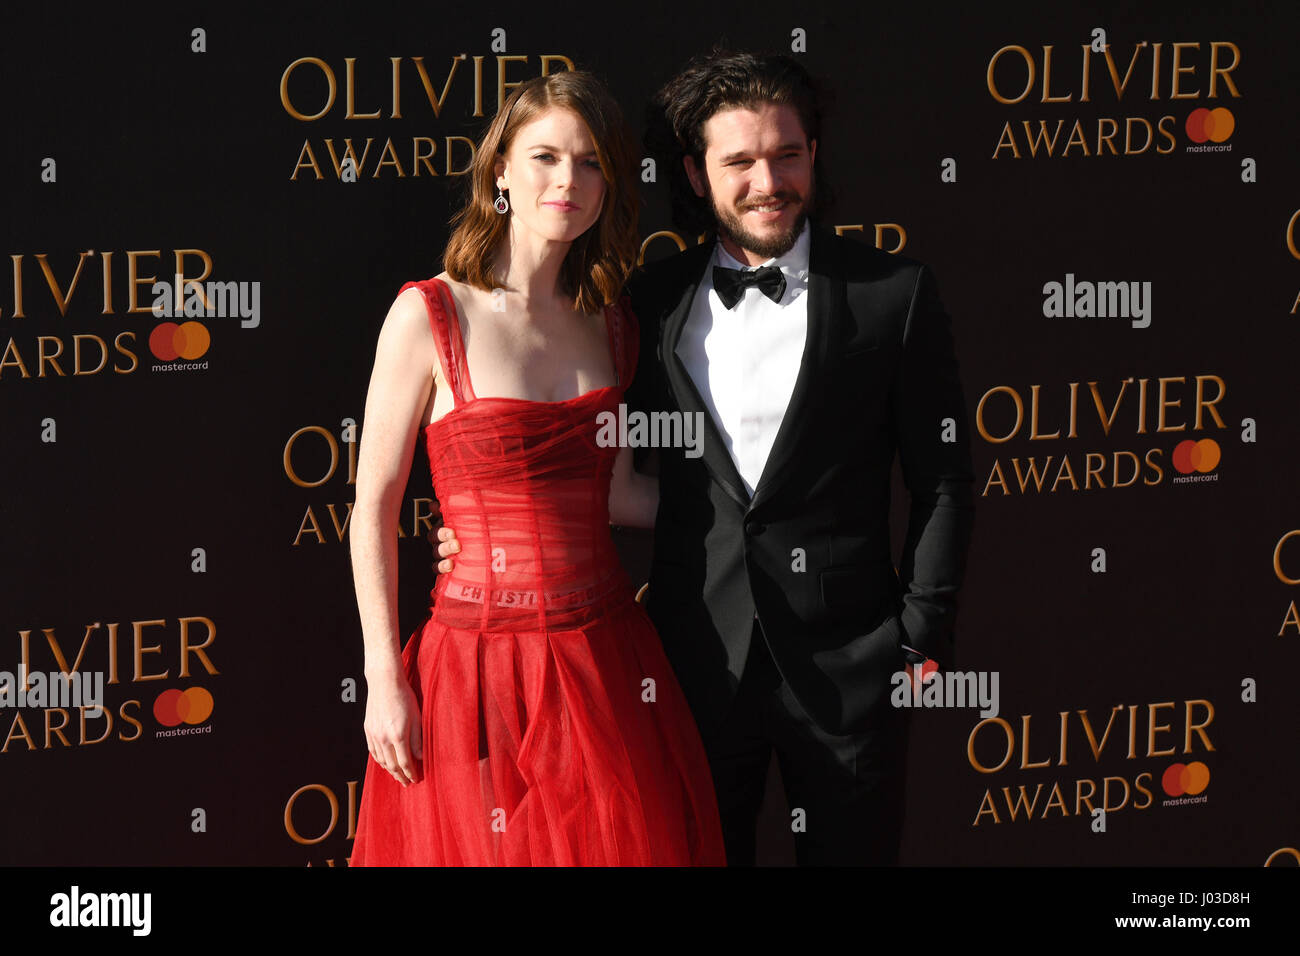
[745,520,766,535]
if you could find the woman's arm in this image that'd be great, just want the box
[350,287,435,786]
[608,444,659,529]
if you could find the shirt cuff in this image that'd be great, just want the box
[901,643,928,665]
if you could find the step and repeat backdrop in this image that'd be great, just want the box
[2,2,1297,866]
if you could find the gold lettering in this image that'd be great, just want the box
[132,619,169,682]
[967,717,1014,773]
[178,617,219,678]
[1020,714,1051,769]
[977,386,1024,443]
[284,426,340,488]
[1193,374,1226,430]
[1157,376,1186,432]
[344,57,381,119]
[1147,701,1175,757]
[1206,41,1237,97]
[1183,699,1214,753]
[987,45,1035,104]
[1087,378,1130,436]
[1041,45,1072,102]
[411,55,466,118]
[127,250,162,314]
[34,251,93,317]
[1274,530,1300,585]
[1170,42,1201,99]
[285,784,339,845]
[281,57,336,121]
[1101,41,1147,100]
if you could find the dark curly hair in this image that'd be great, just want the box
[644,47,834,236]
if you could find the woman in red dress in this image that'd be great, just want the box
[348,71,725,865]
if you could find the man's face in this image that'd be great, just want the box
[683,103,816,265]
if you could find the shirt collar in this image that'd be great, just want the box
[713,218,811,283]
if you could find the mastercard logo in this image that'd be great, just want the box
[154,687,214,726]
[1162,761,1210,797]
[1171,438,1221,474]
[1185,107,1235,144]
[149,321,211,361]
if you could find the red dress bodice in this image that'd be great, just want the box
[401,277,638,633]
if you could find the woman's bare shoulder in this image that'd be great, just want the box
[386,285,430,328]
[379,281,441,355]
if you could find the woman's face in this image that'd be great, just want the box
[495,107,607,245]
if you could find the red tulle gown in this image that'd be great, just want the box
[350,277,726,866]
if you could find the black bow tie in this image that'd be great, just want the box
[712,264,787,309]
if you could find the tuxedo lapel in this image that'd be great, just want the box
[749,222,839,510]
[659,243,751,509]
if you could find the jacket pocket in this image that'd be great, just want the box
[820,563,890,609]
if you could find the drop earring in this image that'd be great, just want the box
[494,184,509,214]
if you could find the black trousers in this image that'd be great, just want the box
[703,620,912,866]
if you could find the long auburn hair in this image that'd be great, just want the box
[443,70,640,314]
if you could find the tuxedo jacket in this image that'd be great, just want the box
[623,218,975,738]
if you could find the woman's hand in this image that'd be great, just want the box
[363,668,423,787]
[434,525,460,573]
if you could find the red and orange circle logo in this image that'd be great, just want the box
[1161,761,1210,797]
[154,687,214,726]
[1172,438,1221,474]
[1185,107,1235,144]
[149,321,211,361]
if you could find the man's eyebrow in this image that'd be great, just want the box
[524,143,599,157]
[715,143,807,163]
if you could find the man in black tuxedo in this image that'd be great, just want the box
[622,49,975,865]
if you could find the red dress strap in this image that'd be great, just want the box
[398,277,474,406]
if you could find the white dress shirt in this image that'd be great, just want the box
[675,220,811,498]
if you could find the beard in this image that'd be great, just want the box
[705,179,813,260]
